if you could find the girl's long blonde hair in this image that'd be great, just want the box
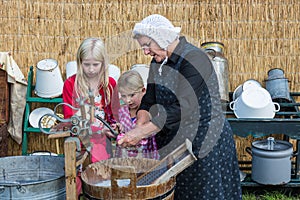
[74,38,112,105]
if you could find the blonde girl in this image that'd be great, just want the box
[116,70,159,159]
[62,37,120,197]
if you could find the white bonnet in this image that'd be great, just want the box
[133,14,181,50]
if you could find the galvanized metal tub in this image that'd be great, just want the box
[0,155,65,200]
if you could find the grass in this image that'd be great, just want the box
[242,190,300,200]
[80,190,300,200]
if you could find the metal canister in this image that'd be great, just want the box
[201,42,229,102]
[265,68,291,103]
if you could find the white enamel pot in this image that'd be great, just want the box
[229,87,280,118]
[35,59,64,98]
[232,79,262,101]
[130,64,150,87]
[232,84,243,101]
[242,79,261,91]
[66,61,77,79]
[108,64,121,82]
[29,107,56,128]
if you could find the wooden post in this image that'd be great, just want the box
[64,140,77,200]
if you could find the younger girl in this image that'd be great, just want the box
[116,70,159,159]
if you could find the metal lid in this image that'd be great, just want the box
[201,41,224,53]
[252,138,292,151]
[267,68,285,80]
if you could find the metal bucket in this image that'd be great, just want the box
[265,68,291,102]
[35,59,64,98]
[201,42,229,102]
[265,78,291,102]
[81,158,175,200]
[0,155,65,200]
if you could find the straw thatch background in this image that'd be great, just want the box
[1,0,300,162]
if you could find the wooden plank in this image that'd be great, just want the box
[64,140,77,200]
[137,139,196,185]
[48,132,71,139]
[153,154,196,184]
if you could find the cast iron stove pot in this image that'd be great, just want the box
[246,137,294,185]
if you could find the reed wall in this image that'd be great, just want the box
[1,0,299,161]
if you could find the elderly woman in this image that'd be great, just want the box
[118,14,242,200]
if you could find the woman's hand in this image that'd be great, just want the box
[117,121,159,148]
[117,127,144,148]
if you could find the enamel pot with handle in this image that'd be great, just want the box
[246,137,294,185]
[35,58,64,98]
[229,87,280,118]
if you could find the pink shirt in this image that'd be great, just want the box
[116,105,159,159]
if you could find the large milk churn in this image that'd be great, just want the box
[201,42,229,102]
